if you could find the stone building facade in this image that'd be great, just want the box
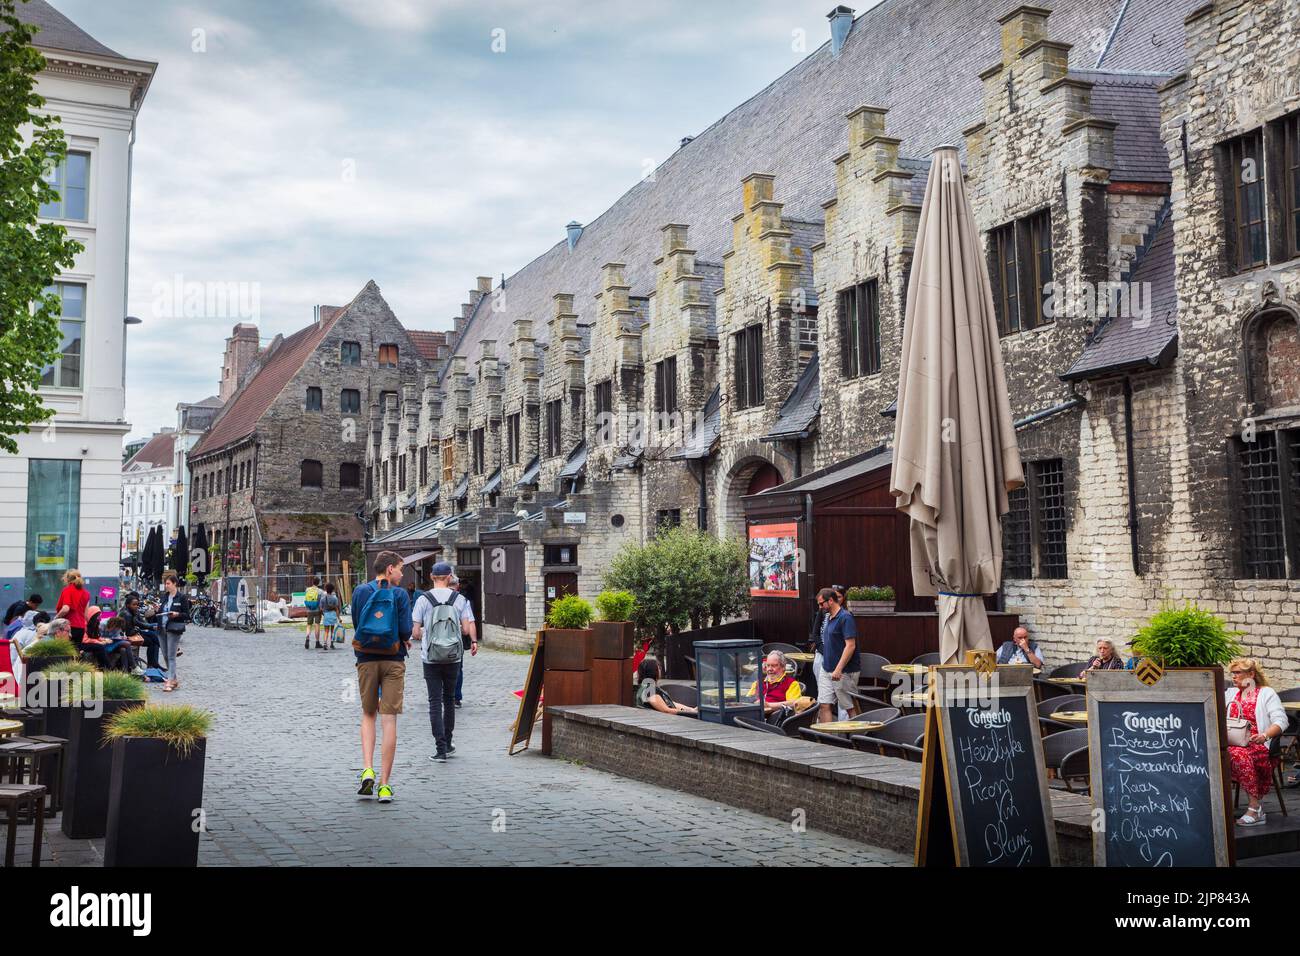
[362,0,1300,679]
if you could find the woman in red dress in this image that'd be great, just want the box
[55,569,91,642]
[1225,658,1288,827]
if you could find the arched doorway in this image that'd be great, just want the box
[746,462,783,496]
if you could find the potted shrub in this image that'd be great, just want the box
[62,672,148,839]
[103,703,213,867]
[22,636,79,674]
[592,590,637,660]
[544,594,595,671]
[847,585,895,615]
[1128,602,1245,668]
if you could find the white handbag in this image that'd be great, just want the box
[1227,696,1251,747]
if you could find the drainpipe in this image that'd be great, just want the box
[1123,377,1141,575]
[794,438,802,479]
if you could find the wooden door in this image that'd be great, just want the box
[543,572,578,620]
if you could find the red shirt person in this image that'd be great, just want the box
[56,569,91,640]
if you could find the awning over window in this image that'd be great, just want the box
[670,386,721,461]
[481,467,502,497]
[515,456,540,489]
[452,473,469,501]
[422,481,441,505]
[559,440,587,479]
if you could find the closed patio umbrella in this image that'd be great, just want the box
[174,525,189,578]
[192,524,210,585]
[889,145,1024,665]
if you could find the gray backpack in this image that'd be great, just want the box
[421,591,463,664]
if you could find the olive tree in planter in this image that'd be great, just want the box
[846,585,895,615]
[62,672,147,839]
[592,590,637,660]
[544,594,595,671]
[103,703,213,867]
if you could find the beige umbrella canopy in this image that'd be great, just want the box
[889,145,1024,664]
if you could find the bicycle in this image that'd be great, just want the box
[236,607,258,633]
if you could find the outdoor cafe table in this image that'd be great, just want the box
[1051,710,1088,725]
[0,720,23,738]
[810,720,885,736]
[1047,676,1088,687]
[893,690,932,709]
[882,663,927,676]
[785,652,815,664]
[1284,702,1300,712]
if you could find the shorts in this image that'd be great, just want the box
[322,611,339,627]
[813,651,860,711]
[305,610,322,624]
[356,660,405,715]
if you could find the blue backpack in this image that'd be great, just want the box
[352,582,400,655]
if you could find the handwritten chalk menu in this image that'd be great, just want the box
[916,665,1058,866]
[1086,669,1231,867]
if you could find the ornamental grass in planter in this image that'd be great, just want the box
[23,637,79,672]
[62,673,148,839]
[846,585,895,615]
[103,703,213,867]
[30,658,98,740]
[545,595,595,671]
[592,590,637,660]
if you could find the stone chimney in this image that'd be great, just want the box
[219,323,260,402]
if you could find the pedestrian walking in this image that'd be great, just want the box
[319,583,341,649]
[449,573,475,707]
[413,562,476,762]
[303,576,323,649]
[350,551,412,803]
[159,573,191,692]
[55,569,91,641]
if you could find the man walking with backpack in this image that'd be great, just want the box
[412,561,476,763]
[303,576,323,649]
[350,551,413,803]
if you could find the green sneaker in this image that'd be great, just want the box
[357,767,375,796]
[376,783,393,803]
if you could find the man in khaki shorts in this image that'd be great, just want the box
[814,587,860,723]
[349,550,412,803]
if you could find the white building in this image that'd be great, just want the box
[0,2,154,603]
[170,397,222,533]
[120,429,176,558]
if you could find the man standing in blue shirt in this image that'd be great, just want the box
[350,550,412,804]
[814,587,860,723]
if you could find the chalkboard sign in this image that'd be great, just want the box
[916,665,1058,866]
[508,631,545,756]
[1086,669,1231,867]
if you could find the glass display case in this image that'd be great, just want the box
[693,638,763,725]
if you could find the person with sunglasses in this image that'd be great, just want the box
[1225,658,1287,827]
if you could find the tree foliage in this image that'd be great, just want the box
[0,0,85,453]
[603,527,750,637]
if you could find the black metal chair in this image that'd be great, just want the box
[734,715,786,736]
[858,653,892,692]
[858,706,901,724]
[911,652,941,667]
[857,714,928,758]
[847,690,891,712]
[1049,662,1094,679]
[1037,694,1086,735]
[1276,687,1300,760]
[850,733,923,762]
[798,727,853,748]
[779,705,820,737]
[1034,678,1076,702]
[1058,745,1091,794]
[1042,728,1089,790]
[663,683,698,708]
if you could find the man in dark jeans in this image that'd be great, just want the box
[412,562,476,762]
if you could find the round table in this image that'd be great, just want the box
[1047,676,1088,686]
[882,663,928,676]
[785,652,815,664]
[893,690,932,707]
[1051,710,1088,724]
[0,719,23,738]
[1283,702,1300,712]
[810,720,885,736]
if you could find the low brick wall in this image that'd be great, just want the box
[549,705,1095,864]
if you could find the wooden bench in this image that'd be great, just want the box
[0,783,45,867]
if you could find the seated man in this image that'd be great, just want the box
[747,650,805,718]
[995,626,1044,668]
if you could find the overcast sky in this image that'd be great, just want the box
[46,0,877,441]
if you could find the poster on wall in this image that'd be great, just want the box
[748,522,799,597]
[35,532,68,570]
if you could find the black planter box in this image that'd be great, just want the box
[104,736,207,867]
[62,700,139,839]
[24,656,76,674]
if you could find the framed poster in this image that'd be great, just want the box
[747,522,799,597]
[36,532,68,570]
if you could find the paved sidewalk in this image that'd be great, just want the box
[19,625,908,866]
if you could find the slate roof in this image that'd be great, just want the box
[670,385,721,461]
[124,431,175,470]
[445,0,1174,373]
[1075,71,1172,182]
[755,445,894,496]
[191,284,375,457]
[9,0,120,58]
[763,354,821,441]
[559,441,588,479]
[371,514,444,545]
[1062,204,1178,380]
[1095,0,1205,74]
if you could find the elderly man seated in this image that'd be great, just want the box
[996,626,1044,668]
[747,650,805,717]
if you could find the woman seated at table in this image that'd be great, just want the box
[747,651,804,717]
[635,659,698,717]
[80,607,133,672]
[1226,657,1287,827]
[1078,638,1126,677]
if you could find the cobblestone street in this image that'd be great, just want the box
[28,625,906,867]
